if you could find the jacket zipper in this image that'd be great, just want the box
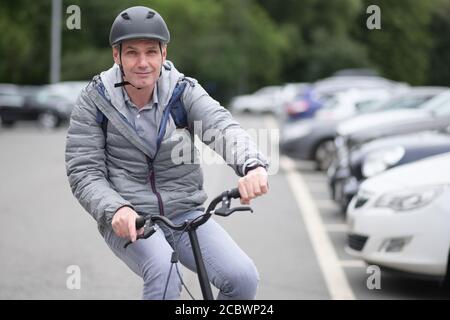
[149,94,177,217]
[95,80,170,217]
[148,160,165,216]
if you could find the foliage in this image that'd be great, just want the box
[0,0,448,102]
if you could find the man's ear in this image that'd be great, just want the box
[162,44,167,64]
[112,46,120,65]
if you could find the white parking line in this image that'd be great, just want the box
[340,260,366,268]
[325,223,348,233]
[280,156,355,300]
[303,180,329,191]
[263,115,355,299]
[263,115,279,130]
[315,199,339,211]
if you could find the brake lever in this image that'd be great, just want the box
[230,206,253,214]
[214,206,253,217]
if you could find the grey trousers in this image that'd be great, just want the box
[102,210,259,300]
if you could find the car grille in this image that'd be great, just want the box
[348,233,369,251]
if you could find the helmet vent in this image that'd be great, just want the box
[121,12,130,20]
[146,11,155,19]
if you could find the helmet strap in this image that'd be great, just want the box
[114,42,165,88]
[160,43,163,77]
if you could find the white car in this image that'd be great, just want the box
[314,88,393,121]
[346,152,450,281]
[229,85,282,114]
[337,89,450,137]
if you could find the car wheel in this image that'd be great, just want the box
[314,139,336,171]
[443,249,450,291]
[1,118,15,127]
[38,112,60,129]
[340,195,351,215]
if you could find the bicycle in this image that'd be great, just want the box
[123,188,253,300]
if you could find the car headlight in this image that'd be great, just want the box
[362,146,405,178]
[281,122,312,142]
[374,185,448,211]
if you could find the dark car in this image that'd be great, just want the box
[329,90,450,211]
[329,127,450,212]
[0,81,87,129]
[0,84,40,127]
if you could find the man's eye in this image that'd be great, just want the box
[127,51,137,55]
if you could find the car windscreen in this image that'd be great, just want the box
[372,95,432,112]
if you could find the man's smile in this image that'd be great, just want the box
[135,71,152,78]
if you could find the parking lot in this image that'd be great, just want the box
[1,116,449,300]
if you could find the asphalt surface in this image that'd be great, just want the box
[1,115,449,300]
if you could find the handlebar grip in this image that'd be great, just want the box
[228,188,241,199]
[135,216,146,229]
[124,225,158,249]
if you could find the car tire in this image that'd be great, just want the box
[443,250,450,291]
[340,196,351,215]
[314,139,336,171]
[38,112,60,129]
[1,118,16,127]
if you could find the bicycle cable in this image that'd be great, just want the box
[161,215,207,300]
[172,214,210,300]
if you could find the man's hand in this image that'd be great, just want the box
[238,167,269,205]
[112,206,144,242]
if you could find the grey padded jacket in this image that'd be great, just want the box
[65,61,268,234]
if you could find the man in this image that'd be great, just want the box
[65,6,269,300]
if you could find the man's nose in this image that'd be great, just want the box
[137,53,148,67]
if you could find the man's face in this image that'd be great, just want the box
[113,39,167,89]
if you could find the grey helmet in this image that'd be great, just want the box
[109,6,170,46]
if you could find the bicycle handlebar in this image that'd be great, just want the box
[124,188,251,248]
[135,216,146,229]
[228,188,241,199]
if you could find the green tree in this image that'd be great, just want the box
[137,0,289,100]
[354,0,434,85]
[427,0,450,85]
[60,0,289,100]
[258,0,371,81]
[60,0,129,81]
[0,1,51,84]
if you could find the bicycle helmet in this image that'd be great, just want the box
[109,6,170,46]
[110,6,169,88]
